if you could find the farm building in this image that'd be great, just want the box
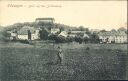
[83,33,89,38]
[90,29,100,34]
[51,27,60,34]
[58,31,68,38]
[17,26,40,40]
[10,32,17,40]
[98,31,127,43]
[7,29,18,40]
[68,31,89,38]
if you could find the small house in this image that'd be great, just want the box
[58,31,68,38]
[7,29,18,40]
[51,28,60,34]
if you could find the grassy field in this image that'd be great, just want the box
[0,41,127,81]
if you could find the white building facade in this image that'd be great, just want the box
[17,26,40,40]
[98,31,127,43]
[51,28,60,34]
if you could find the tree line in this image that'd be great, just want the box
[0,22,127,44]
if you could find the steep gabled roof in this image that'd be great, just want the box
[70,31,86,34]
[98,31,127,36]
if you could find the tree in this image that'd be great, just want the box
[0,29,10,41]
[78,26,85,31]
[100,29,107,32]
[111,29,116,32]
[74,36,83,44]
[83,37,89,43]
[13,23,24,29]
[89,33,100,43]
[39,28,49,40]
[85,28,90,34]
[37,22,54,30]
[5,23,23,31]
[118,27,127,32]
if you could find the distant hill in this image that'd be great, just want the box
[0,26,7,41]
[54,23,78,31]
[3,22,79,31]
[0,26,4,31]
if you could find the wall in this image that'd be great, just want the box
[99,35,127,43]
[18,35,28,40]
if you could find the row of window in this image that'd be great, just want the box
[101,36,126,38]
[104,37,126,39]
[102,38,127,42]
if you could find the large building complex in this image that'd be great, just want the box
[35,18,55,24]
[98,31,127,43]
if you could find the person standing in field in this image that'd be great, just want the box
[57,46,63,64]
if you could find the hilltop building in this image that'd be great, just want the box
[35,18,55,24]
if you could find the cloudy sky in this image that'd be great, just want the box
[0,1,127,30]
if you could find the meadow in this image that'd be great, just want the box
[0,41,127,81]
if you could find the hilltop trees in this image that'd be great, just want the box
[111,29,116,32]
[118,27,127,32]
[100,29,107,33]
[89,33,100,43]
[78,26,85,31]
[0,29,10,41]
[37,22,54,30]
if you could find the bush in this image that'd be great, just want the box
[0,30,10,42]
[74,36,83,44]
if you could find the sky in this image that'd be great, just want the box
[0,1,127,30]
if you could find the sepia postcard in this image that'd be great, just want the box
[0,0,127,81]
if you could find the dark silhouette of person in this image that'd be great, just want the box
[57,46,63,64]
[28,30,31,40]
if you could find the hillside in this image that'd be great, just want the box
[3,22,87,32]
